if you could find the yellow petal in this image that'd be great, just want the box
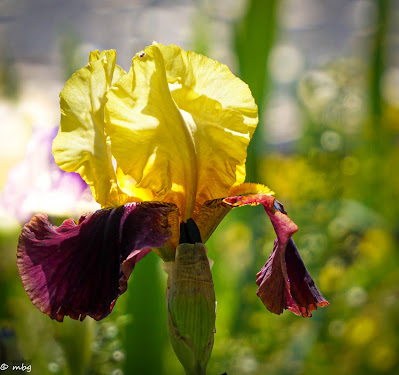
[116,166,157,202]
[171,84,252,209]
[105,45,197,220]
[53,50,126,207]
[157,44,258,128]
[158,43,258,209]
[228,182,274,197]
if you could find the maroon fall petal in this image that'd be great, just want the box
[17,202,175,322]
[221,192,328,317]
[256,237,329,317]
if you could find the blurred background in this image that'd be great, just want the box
[1,0,399,374]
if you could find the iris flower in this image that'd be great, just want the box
[17,43,328,325]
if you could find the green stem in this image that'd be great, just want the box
[359,0,390,212]
[369,0,389,131]
[55,318,94,375]
[235,0,278,183]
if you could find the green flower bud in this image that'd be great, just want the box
[163,242,216,375]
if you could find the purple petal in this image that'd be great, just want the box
[17,202,175,321]
[255,201,328,317]
[201,187,328,317]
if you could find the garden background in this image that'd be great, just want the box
[1,0,398,374]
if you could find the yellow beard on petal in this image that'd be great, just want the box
[229,183,275,197]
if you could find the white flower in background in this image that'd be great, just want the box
[1,126,99,224]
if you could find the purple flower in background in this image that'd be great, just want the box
[1,126,98,222]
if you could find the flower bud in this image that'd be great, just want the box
[163,242,216,375]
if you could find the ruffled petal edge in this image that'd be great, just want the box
[17,202,176,321]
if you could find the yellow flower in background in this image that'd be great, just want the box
[17,42,327,374]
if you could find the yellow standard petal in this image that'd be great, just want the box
[105,43,258,219]
[105,45,197,220]
[157,43,258,209]
[53,50,126,207]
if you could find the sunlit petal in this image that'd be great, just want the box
[158,43,258,208]
[53,50,127,207]
[105,45,197,219]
